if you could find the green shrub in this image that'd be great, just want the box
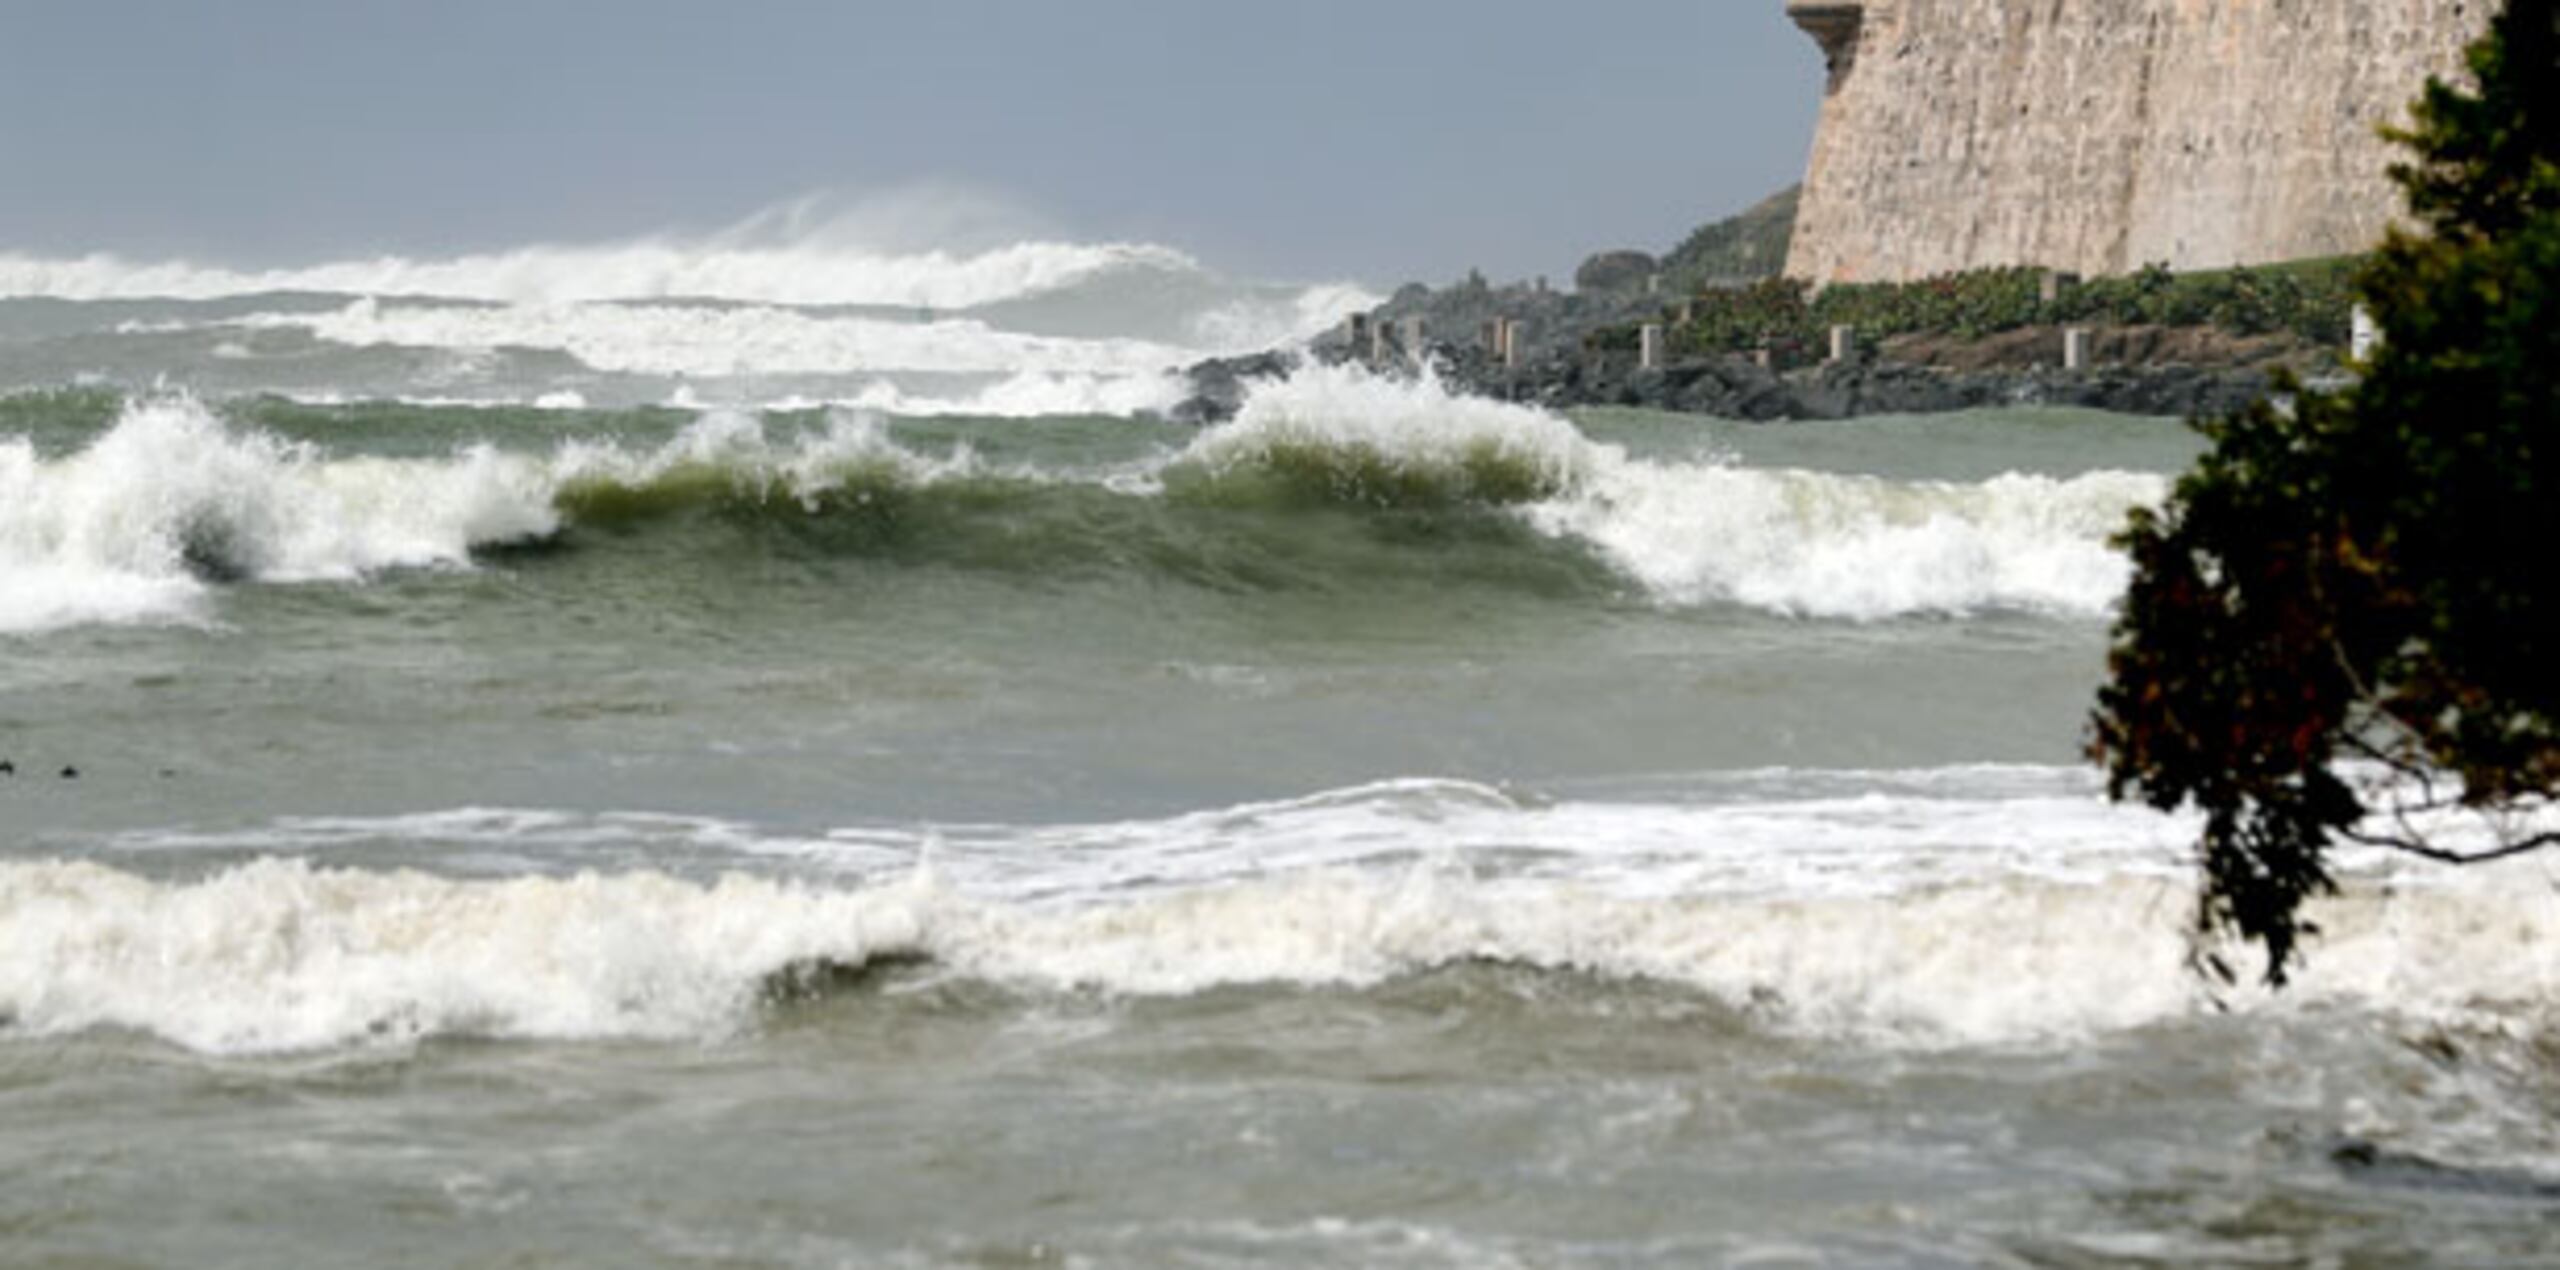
[1657,256,2364,361]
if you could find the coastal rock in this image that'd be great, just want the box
[1163,349,1298,426]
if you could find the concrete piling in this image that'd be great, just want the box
[2063,327,2092,371]
[1639,323,1665,371]
[1828,324,1856,364]
[2351,305,2382,362]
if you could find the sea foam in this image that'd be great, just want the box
[1540,461,2160,618]
[6,843,2554,1055]
[18,769,2554,1055]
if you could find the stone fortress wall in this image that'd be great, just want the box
[1782,0,2493,284]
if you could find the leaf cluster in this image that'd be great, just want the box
[2091,0,2560,983]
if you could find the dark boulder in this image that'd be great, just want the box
[1163,350,1300,426]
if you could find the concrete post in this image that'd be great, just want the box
[2063,327,2092,371]
[1638,323,1665,371]
[1646,274,1662,296]
[1345,313,1369,355]
[1752,345,1774,371]
[1677,300,1697,326]
[1482,320,1505,357]
[1399,316,1427,368]
[2351,305,2382,362]
[1370,318,1392,367]
[1828,324,1856,364]
[1500,319,1523,369]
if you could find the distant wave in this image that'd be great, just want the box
[232,297,1202,377]
[0,385,2164,634]
[0,238,1200,309]
[828,370,1190,418]
[0,231,1373,409]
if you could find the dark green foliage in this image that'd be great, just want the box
[1672,276,1823,359]
[1655,257,2361,361]
[2387,0,2560,241]
[2091,0,2560,984]
[1582,324,1640,355]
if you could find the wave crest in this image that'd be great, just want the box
[1171,363,1599,509]
[0,396,558,632]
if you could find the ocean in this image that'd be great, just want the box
[4,235,2558,1267]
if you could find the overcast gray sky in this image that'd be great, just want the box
[0,1,1821,288]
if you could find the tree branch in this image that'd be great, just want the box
[2338,826,2560,865]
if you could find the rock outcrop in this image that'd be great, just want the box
[1784,0,2493,284]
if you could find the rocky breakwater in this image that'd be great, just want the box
[1168,335,2303,425]
[1162,236,2332,424]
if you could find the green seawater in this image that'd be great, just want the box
[7,392,2558,1268]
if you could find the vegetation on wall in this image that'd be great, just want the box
[1644,256,2364,363]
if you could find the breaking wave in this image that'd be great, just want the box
[4,839,2552,1054]
[1175,362,1597,508]
[2,385,2165,634]
[0,397,558,632]
[1188,366,2160,616]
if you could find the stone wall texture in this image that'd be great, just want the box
[1783,0,2494,283]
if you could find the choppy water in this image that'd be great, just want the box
[5,239,2560,1267]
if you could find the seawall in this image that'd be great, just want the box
[1783,0,2492,284]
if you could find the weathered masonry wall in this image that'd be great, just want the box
[1782,0,2491,284]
